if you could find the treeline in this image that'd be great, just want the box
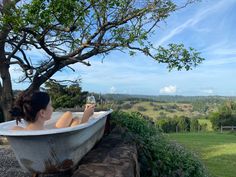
[102,94,236,103]
[156,100,236,133]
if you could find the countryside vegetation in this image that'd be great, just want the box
[0,0,235,177]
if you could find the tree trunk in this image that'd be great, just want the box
[0,24,12,122]
[0,60,14,122]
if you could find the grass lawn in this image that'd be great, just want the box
[166,132,236,177]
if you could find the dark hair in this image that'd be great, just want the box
[10,91,50,124]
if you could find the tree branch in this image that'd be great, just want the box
[6,32,26,60]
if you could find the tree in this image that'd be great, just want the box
[176,116,190,132]
[0,0,204,121]
[44,79,88,109]
[209,101,236,130]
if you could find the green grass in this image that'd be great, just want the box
[166,132,236,177]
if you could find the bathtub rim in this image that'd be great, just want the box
[0,110,112,137]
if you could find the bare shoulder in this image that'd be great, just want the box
[11,125,25,131]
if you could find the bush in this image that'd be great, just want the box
[150,102,157,107]
[156,118,177,133]
[137,106,147,112]
[153,107,159,111]
[111,111,209,177]
[121,103,132,110]
[190,118,199,132]
[176,116,191,132]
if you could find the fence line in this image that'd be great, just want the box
[220,126,236,133]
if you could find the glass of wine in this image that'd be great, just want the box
[86,95,96,116]
[86,95,96,105]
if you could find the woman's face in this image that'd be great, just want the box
[44,100,53,120]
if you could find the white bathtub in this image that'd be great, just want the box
[0,110,112,174]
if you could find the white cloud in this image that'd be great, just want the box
[110,86,116,94]
[160,85,176,94]
[202,89,213,94]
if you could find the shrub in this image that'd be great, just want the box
[111,111,209,177]
[190,118,199,132]
[159,111,167,118]
[153,107,159,111]
[150,102,157,107]
[176,116,191,132]
[137,106,147,112]
[121,103,132,110]
[156,118,177,133]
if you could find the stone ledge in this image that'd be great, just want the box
[73,128,139,177]
[0,128,139,177]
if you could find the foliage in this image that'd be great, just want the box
[190,118,199,132]
[192,101,209,113]
[156,116,202,133]
[156,117,177,133]
[209,101,236,130]
[121,102,133,110]
[111,111,209,177]
[177,116,191,132]
[44,79,87,109]
[1,0,204,86]
[137,105,147,112]
[102,94,234,104]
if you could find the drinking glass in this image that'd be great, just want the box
[86,95,96,116]
[86,95,96,105]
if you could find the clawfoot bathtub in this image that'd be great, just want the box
[0,110,112,174]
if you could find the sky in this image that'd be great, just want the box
[10,0,236,96]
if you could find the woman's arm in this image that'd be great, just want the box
[80,104,95,124]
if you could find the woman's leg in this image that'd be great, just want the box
[70,105,95,126]
[70,117,81,127]
[55,111,73,128]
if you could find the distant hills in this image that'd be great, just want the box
[101,94,236,103]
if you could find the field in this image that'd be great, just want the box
[167,132,236,177]
[121,101,204,120]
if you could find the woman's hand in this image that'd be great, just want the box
[80,104,95,124]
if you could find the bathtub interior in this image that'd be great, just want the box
[0,110,112,136]
[44,111,104,129]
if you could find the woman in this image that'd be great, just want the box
[10,91,95,130]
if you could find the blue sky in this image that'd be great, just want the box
[11,0,236,96]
